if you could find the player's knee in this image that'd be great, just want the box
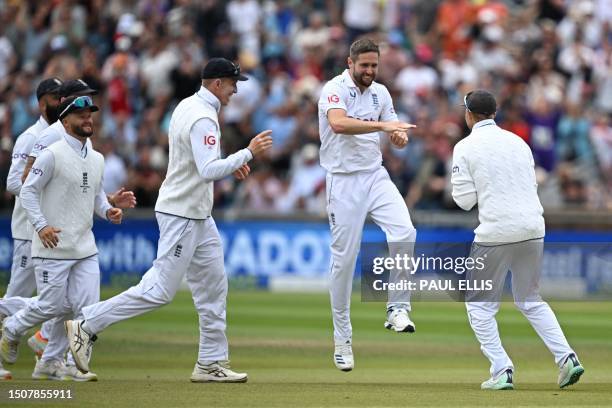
[467,304,499,320]
[41,301,63,316]
[514,300,544,314]
[156,290,176,305]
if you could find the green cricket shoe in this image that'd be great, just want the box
[558,353,584,389]
[481,369,514,390]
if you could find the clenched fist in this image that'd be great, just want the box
[389,130,409,148]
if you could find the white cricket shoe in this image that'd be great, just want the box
[65,320,96,373]
[0,360,12,380]
[481,369,514,390]
[0,327,20,364]
[558,353,584,389]
[334,342,354,372]
[32,359,98,382]
[190,361,248,383]
[63,365,98,382]
[32,359,67,381]
[384,308,415,333]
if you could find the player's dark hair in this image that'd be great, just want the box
[349,38,379,61]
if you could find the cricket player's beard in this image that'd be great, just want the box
[352,71,375,88]
[72,124,94,138]
[45,105,61,123]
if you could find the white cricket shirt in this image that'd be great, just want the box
[155,86,252,219]
[7,116,49,240]
[318,69,398,174]
[451,119,545,243]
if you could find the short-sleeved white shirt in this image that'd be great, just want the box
[318,69,398,174]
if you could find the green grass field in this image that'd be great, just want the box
[0,289,611,407]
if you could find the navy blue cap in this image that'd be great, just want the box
[36,77,63,100]
[201,58,248,81]
[59,79,98,98]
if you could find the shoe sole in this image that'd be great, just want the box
[384,322,415,333]
[560,367,584,389]
[62,375,98,382]
[190,377,248,383]
[0,373,12,380]
[481,384,514,390]
[64,322,89,374]
[32,374,63,381]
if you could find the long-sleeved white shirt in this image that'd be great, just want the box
[21,132,112,233]
[156,86,253,219]
[451,119,545,243]
[190,115,252,183]
[6,116,49,196]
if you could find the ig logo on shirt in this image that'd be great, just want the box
[327,94,340,103]
[203,135,216,149]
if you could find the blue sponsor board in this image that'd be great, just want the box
[0,217,610,290]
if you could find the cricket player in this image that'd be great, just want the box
[318,38,417,371]
[0,78,64,380]
[451,89,584,390]
[17,78,135,360]
[0,95,123,382]
[65,58,272,383]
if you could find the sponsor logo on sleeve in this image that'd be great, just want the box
[31,167,44,176]
[12,153,28,160]
[327,94,340,103]
[203,135,217,148]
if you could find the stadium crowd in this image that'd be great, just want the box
[0,0,610,214]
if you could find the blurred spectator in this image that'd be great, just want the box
[343,0,382,41]
[236,166,286,212]
[436,0,475,59]
[292,11,330,61]
[557,103,594,166]
[9,73,38,138]
[377,31,410,87]
[278,144,326,214]
[395,45,438,115]
[525,96,561,173]
[589,111,612,187]
[593,44,612,113]
[499,104,530,143]
[98,137,127,194]
[227,0,262,58]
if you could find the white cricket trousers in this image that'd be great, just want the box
[326,167,416,344]
[3,255,100,363]
[465,240,575,377]
[5,240,53,340]
[82,213,229,363]
[6,240,37,298]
